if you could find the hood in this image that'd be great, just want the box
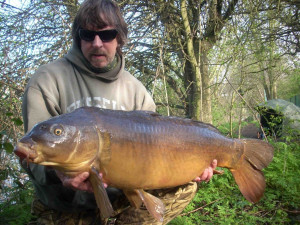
[64,44,124,81]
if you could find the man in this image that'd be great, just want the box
[22,0,217,224]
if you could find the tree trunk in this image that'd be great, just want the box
[180,0,203,121]
[200,41,213,123]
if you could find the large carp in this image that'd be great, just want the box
[14,107,273,221]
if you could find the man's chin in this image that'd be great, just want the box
[90,60,108,69]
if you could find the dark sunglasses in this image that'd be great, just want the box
[79,29,118,42]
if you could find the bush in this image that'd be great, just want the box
[0,181,35,225]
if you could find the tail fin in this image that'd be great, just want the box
[231,139,274,203]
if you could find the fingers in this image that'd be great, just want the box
[65,172,93,192]
[211,159,217,170]
[204,159,217,182]
[65,172,92,192]
[193,168,209,183]
[193,159,218,183]
[56,171,94,192]
[193,177,201,182]
[200,168,212,182]
[55,171,108,192]
[206,167,214,182]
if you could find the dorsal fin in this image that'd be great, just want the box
[192,120,221,134]
[133,111,221,134]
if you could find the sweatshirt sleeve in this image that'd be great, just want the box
[22,66,62,132]
[23,87,59,132]
[21,69,61,186]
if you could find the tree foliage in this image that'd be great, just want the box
[119,0,299,122]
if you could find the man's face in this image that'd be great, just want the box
[80,26,118,68]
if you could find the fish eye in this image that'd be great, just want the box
[54,128,63,136]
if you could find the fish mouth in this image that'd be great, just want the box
[14,141,38,162]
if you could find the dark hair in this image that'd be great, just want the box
[72,0,128,55]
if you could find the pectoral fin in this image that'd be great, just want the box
[89,166,114,219]
[124,189,165,222]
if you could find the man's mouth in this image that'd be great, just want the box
[91,54,106,59]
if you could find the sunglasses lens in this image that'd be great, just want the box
[79,29,118,42]
[100,30,118,42]
[79,29,95,42]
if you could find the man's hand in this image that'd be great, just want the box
[193,159,217,183]
[55,170,108,192]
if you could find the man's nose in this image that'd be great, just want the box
[92,35,103,47]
